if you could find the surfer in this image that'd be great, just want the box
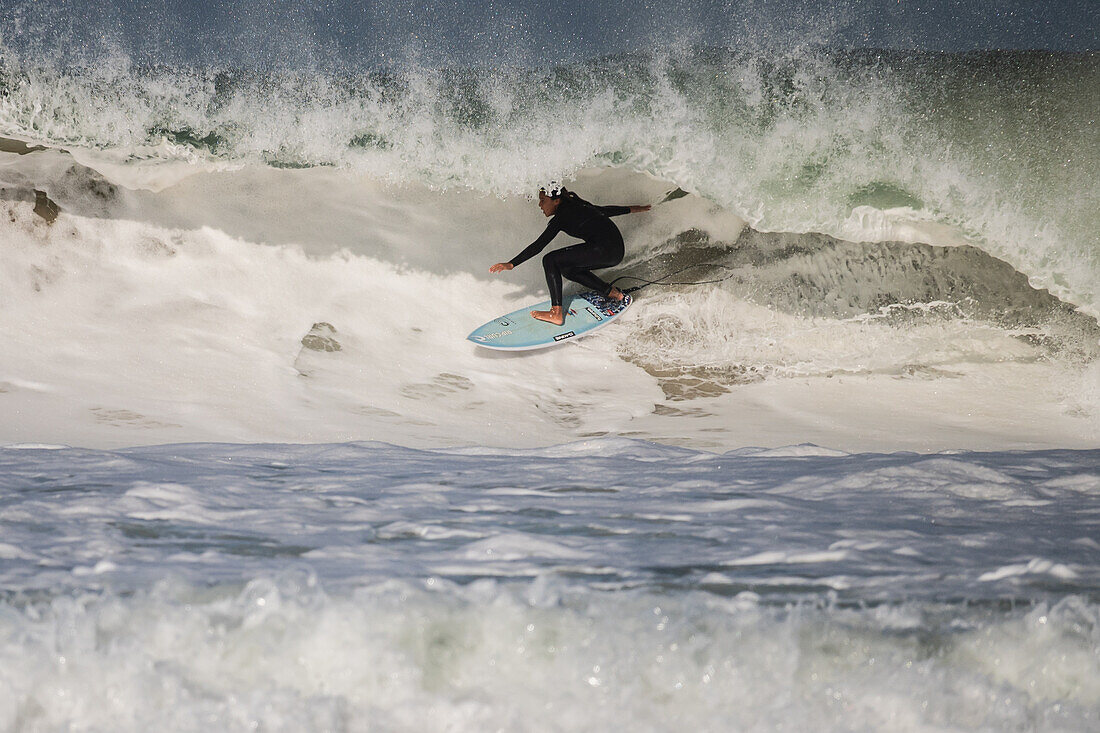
[490,187,651,325]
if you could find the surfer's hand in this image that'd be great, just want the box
[490,262,514,273]
[630,205,652,213]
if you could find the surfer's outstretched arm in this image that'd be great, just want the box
[503,220,562,269]
[596,204,652,217]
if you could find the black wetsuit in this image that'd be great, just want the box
[508,195,631,307]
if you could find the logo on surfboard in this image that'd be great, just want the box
[474,329,514,342]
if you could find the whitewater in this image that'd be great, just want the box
[1,28,1099,732]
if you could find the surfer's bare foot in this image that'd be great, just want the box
[608,287,625,302]
[531,306,565,325]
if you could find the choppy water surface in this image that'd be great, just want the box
[1,441,1098,730]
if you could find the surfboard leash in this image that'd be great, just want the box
[612,189,741,294]
[612,263,739,295]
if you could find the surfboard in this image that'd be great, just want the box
[467,291,632,351]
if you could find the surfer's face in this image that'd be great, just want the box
[538,193,560,217]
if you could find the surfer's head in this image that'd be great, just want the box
[538,186,567,217]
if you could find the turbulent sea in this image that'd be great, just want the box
[0,28,1099,732]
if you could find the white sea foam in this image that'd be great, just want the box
[1,581,1097,732]
[0,153,1096,451]
[3,48,1097,457]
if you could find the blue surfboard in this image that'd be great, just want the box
[468,291,632,351]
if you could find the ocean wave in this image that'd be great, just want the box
[2,578,1097,732]
[2,430,1099,729]
[2,46,1097,319]
[13,429,1100,727]
[0,144,1097,449]
[2,42,1099,450]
